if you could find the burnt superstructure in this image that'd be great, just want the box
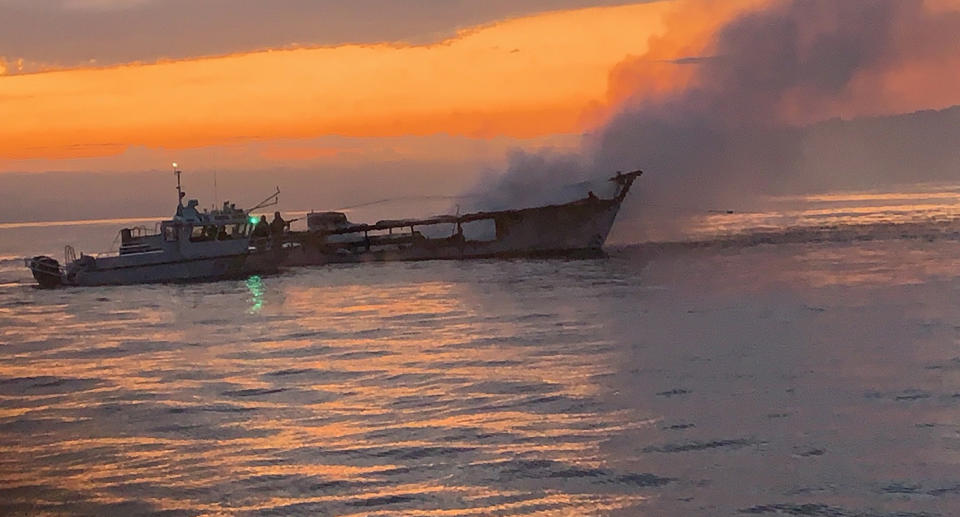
[281,170,642,265]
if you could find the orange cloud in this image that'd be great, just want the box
[0,2,673,162]
[257,145,343,162]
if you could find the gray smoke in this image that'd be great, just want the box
[467,150,615,212]
[471,0,960,239]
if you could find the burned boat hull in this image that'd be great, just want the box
[282,171,640,266]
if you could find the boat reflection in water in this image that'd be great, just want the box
[247,275,265,314]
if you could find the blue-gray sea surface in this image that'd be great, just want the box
[1,204,960,516]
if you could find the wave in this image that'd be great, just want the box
[629,217,960,251]
[0,256,26,268]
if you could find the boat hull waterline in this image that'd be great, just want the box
[28,252,278,287]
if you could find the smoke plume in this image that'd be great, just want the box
[472,0,960,240]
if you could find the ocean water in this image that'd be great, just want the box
[2,193,960,516]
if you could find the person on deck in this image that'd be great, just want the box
[270,211,286,236]
[253,215,270,238]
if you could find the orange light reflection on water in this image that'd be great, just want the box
[687,191,960,241]
[0,271,649,515]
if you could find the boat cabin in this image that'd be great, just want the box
[307,211,351,232]
[120,199,255,255]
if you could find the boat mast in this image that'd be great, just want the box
[173,162,186,215]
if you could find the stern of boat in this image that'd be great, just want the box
[25,256,64,288]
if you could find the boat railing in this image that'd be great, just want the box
[127,226,155,238]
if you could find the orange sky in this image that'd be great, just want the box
[2,0,958,173]
[0,2,676,165]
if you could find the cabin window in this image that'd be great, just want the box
[190,226,211,242]
[213,224,245,240]
[164,225,178,242]
[226,224,248,238]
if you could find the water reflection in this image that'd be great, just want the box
[1,236,960,515]
[0,260,660,515]
[247,275,265,314]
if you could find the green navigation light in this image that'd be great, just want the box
[249,216,258,225]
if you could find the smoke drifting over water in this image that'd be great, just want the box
[474,0,960,239]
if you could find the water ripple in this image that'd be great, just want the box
[3,236,960,514]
